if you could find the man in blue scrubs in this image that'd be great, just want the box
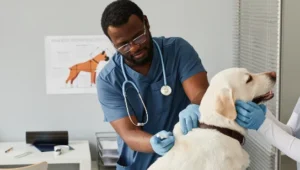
[97,0,209,169]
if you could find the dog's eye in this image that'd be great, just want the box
[246,75,253,83]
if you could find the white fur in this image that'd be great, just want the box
[148,67,276,170]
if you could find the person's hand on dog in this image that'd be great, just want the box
[150,130,175,156]
[235,100,267,130]
[179,104,200,135]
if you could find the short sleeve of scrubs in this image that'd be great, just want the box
[176,38,206,82]
[96,75,133,122]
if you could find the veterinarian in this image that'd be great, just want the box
[235,97,300,165]
[96,0,209,169]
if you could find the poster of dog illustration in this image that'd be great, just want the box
[45,35,114,94]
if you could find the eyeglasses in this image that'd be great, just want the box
[116,24,147,54]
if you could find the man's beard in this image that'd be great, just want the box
[124,38,154,66]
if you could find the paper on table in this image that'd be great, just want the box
[100,141,118,150]
[4,145,36,158]
[101,158,117,166]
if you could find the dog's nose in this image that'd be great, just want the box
[105,56,109,61]
[267,71,276,81]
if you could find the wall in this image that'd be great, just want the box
[280,0,300,124]
[0,0,234,159]
[280,1,300,168]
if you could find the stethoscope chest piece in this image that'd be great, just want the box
[161,85,172,96]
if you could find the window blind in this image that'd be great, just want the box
[233,0,281,170]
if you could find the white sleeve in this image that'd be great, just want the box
[265,109,293,135]
[287,112,300,136]
[287,97,300,136]
[258,118,300,162]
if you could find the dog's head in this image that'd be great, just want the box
[94,50,110,62]
[200,67,276,122]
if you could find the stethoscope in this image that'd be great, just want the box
[120,39,172,126]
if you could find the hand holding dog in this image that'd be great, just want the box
[179,104,200,135]
[150,130,175,156]
[235,100,267,130]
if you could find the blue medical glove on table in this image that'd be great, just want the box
[179,104,200,135]
[150,130,175,156]
[235,100,267,130]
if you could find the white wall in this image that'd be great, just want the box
[141,1,235,79]
[279,2,300,169]
[0,0,234,159]
[280,0,300,124]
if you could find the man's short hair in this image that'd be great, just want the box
[101,0,144,38]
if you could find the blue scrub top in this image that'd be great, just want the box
[96,36,206,170]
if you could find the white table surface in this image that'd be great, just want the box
[0,140,91,170]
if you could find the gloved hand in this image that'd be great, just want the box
[235,100,267,130]
[179,104,200,135]
[150,130,175,156]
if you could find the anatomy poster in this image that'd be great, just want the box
[45,35,115,94]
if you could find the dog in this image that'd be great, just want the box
[148,67,276,170]
[65,50,109,85]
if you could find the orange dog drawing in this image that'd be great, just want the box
[65,50,109,86]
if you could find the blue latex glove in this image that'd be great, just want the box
[150,130,175,156]
[179,104,200,135]
[235,100,267,130]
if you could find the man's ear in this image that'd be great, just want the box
[215,88,237,120]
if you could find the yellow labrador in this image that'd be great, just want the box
[148,68,276,170]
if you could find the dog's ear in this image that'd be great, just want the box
[215,87,237,120]
[101,51,105,54]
